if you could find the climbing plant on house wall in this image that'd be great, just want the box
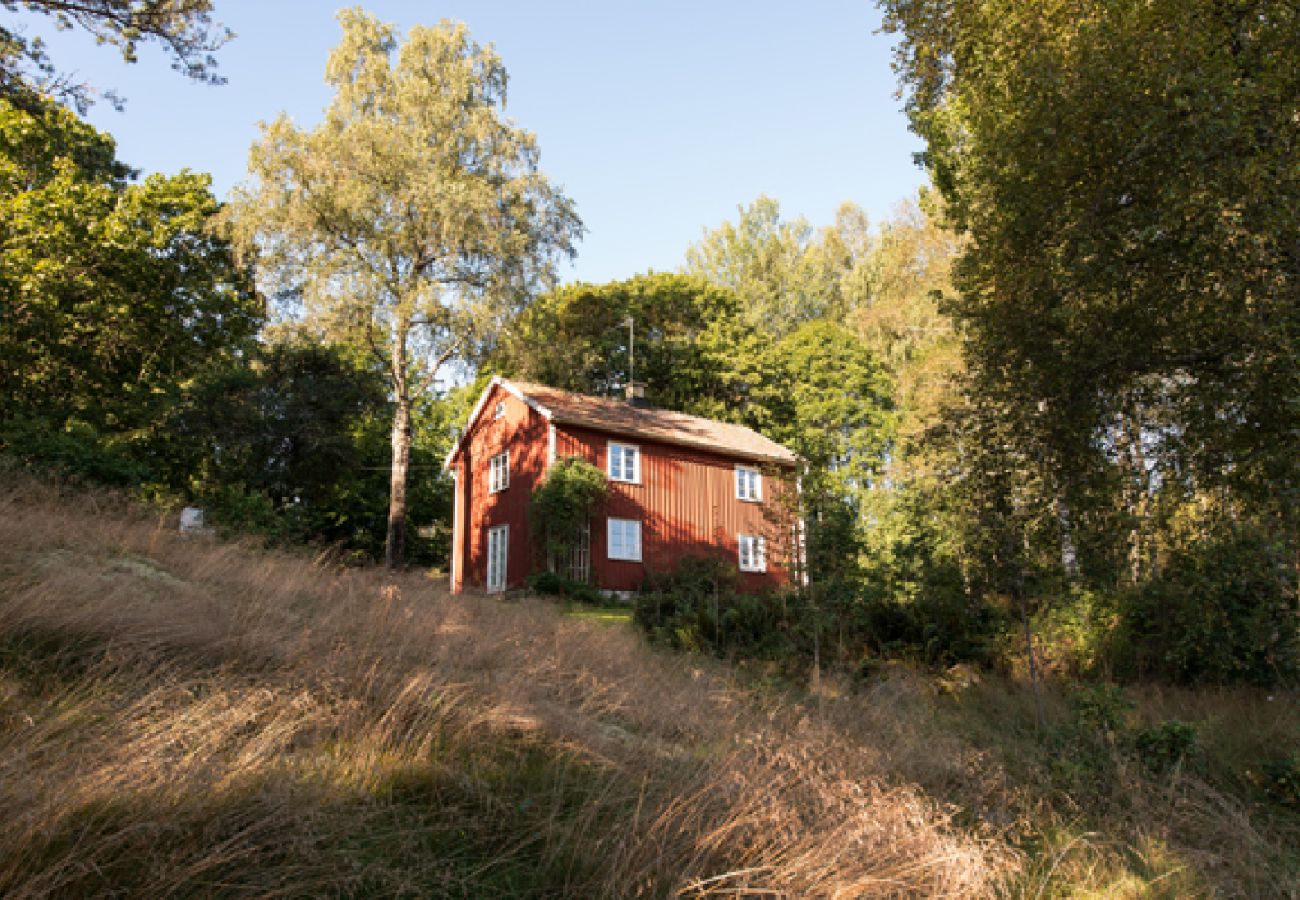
[530,457,608,581]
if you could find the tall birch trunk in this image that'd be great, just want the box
[386,334,411,570]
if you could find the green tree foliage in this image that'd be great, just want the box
[852,193,963,458]
[772,321,895,497]
[683,190,963,473]
[0,95,260,477]
[156,338,451,564]
[881,0,1300,537]
[872,0,1300,685]
[684,195,868,335]
[163,340,385,534]
[225,10,582,568]
[1,0,230,111]
[493,273,784,429]
[770,322,896,645]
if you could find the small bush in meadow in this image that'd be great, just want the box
[1134,720,1200,773]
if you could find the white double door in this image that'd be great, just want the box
[486,524,509,593]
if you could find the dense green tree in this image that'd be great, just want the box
[0,95,260,474]
[881,0,1300,546]
[165,340,384,509]
[772,321,895,496]
[772,321,896,599]
[493,273,787,426]
[1,0,229,111]
[871,0,1300,686]
[684,195,867,335]
[225,10,582,568]
[157,338,451,564]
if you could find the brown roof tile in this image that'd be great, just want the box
[507,379,797,466]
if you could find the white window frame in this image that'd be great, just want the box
[738,534,766,573]
[486,524,509,592]
[607,518,643,562]
[493,400,506,420]
[735,465,763,502]
[607,441,641,484]
[489,450,509,493]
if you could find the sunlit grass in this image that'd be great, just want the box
[563,605,633,625]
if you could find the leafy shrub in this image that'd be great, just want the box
[1110,526,1299,686]
[862,588,1003,667]
[1047,685,1200,796]
[1134,720,1200,773]
[1049,687,1203,795]
[1033,588,1114,678]
[1257,753,1300,809]
[528,571,568,596]
[1069,683,1135,736]
[197,483,282,538]
[527,571,607,606]
[0,417,149,487]
[1042,685,1133,798]
[634,556,792,659]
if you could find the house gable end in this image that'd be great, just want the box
[445,376,553,470]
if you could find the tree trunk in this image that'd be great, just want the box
[1019,573,1045,732]
[385,336,412,570]
[1055,492,1079,578]
[1121,412,1152,585]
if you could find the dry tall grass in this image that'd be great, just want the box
[0,475,1295,897]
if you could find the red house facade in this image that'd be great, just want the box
[445,377,801,594]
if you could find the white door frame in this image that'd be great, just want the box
[486,524,508,593]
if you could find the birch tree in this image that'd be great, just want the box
[226,9,581,567]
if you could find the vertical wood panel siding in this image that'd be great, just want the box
[554,424,795,592]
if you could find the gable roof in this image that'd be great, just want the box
[446,376,797,468]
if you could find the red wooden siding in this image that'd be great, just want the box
[553,424,796,592]
[451,384,548,592]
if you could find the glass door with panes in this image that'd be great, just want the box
[486,525,508,592]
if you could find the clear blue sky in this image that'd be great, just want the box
[31,1,925,285]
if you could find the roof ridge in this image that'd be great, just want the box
[502,377,796,466]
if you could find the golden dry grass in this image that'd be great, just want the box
[0,475,1295,897]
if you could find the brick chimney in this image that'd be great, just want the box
[625,381,650,408]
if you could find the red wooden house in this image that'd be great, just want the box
[445,377,801,594]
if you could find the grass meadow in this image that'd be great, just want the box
[0,475,1295,897]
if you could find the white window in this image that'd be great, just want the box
[738,534,766,573]
[607,518,642,562]
[735,465,762,502]
[608,442,640,484]
[486,524,508,592]
[489,450,509,493]
[493,400,506,420]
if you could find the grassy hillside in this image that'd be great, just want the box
[0,476,1295,897]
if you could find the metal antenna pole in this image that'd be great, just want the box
[622,315,635,386]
